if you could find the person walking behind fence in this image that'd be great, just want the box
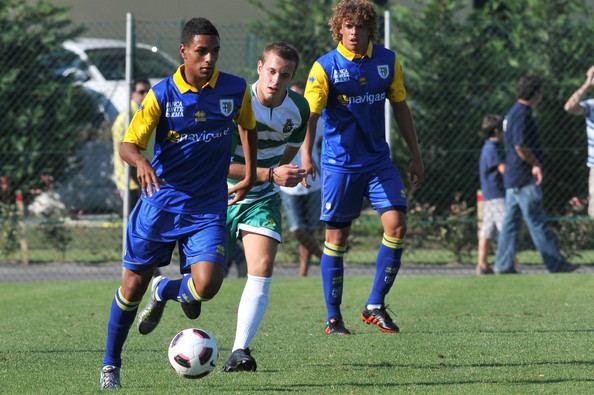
[494,75,577,275]
[563,65,594,219]
[477,115,505,275]
[222,42,308,372]
[112,78,153,209]
[99,17,257,389]
[279,82,323,277]
[302,0,424,335]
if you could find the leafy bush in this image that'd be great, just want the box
[0,0,96,205]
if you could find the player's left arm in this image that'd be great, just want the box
[228,83,257,205]
[389,56,424,190]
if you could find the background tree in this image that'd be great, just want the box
[392,0,594,213]
[248,0,336,84]
[0,0,95,204]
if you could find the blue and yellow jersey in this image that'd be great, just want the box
[123,65,255,215]
[304,42,406,172]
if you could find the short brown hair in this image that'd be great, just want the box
[261,42,300,75]
[481,114,503,138]
[329,0,377,43]
[516,75,543,100]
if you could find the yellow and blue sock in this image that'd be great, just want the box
[366,234,403,308]
[102,287,141,367]
[177,273,205,304]
[321,242,347,321]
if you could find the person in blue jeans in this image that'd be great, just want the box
[494,75,578,274]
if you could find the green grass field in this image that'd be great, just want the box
[1,274,594,394]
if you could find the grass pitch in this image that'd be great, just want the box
[1,274,593,394]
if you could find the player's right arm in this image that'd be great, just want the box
[302,61,328,187]
[120,89,161,197]
[228,82,258,205]
[564,65,594,116]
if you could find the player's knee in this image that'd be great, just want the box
[121,268,154,301]
[385,223,407,239]
[190,271,224,300]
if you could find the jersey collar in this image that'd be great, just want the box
[337,41,373,60]
[173,65,220,93]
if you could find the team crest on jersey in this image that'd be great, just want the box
[377,65,389,79]
[219,99,234,117]
[283,119,295,134]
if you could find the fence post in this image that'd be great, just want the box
[15,190,29,266]
[122,12,135,254]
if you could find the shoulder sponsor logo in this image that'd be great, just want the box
[165,101,184,118]
[377,65,389,79]
[220,99,234,117]
[309,76,315,83]
[332,68,350,83]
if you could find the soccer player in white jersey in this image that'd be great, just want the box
[223,42,309,372]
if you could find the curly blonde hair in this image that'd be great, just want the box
[328,0,377,43]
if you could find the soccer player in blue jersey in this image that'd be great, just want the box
[303,0,424,335]
[99,17,257,389]
[222,42,309,372]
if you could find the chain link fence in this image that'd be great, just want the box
[1,14,593,278]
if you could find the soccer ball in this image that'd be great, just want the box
[168,328,219,379]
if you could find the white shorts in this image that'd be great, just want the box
[480,198,505,240]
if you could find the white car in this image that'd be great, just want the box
[57,38,179,121]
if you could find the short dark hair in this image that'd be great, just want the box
[181,17,219,44]
[516,74,543,100]
[481,114,503,138]
[261,42,300,75]
[133,78,150,89]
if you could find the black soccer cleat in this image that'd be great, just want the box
[223,348,257,372]
[180,301,202,320]
[137,276,167,335]
[361,306,400,333]
[324,318,351,335]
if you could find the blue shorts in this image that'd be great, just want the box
[123,200,227,273]
[321,164,407,223]
[281,190,321,232]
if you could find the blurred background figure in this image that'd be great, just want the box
[280,82,323,277]
[563,65,594,219]
[111,78,153,210]
[495,75,577,274]
[477,114,505,275]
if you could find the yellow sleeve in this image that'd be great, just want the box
[304,62,329,115]
[235,82,256,130]
[387,57,407,103]
[122,89,161,150]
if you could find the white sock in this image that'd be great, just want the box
[366,304,382,310]
[232,274,272,351]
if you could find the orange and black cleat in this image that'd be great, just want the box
[361,306,400,333]
[325,318,351,335]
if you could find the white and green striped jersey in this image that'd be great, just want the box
[228,82,310,204]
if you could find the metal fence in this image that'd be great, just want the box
[1,15,593,278]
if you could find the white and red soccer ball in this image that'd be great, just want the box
[168,328,219,379]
